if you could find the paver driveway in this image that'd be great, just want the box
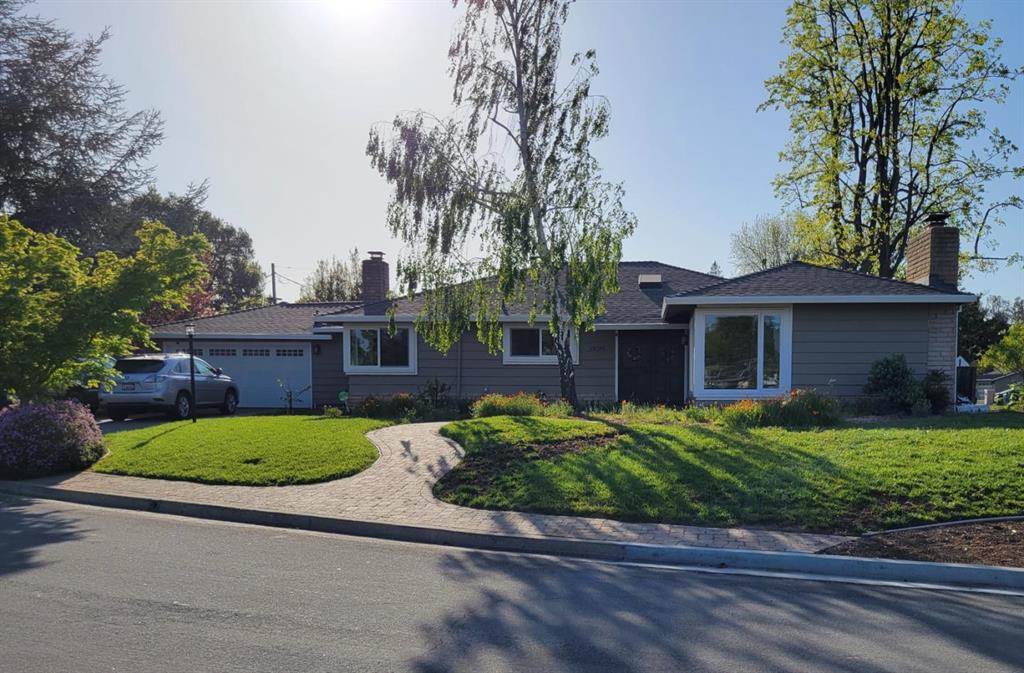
[8,422,849,552]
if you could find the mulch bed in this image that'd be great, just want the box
[435,434,619,502]
[824,520,1024,568]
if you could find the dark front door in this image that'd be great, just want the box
[618,330,686,405]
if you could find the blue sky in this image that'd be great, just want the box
[33,0,1023,301]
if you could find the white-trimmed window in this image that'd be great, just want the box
[692,307,792,399]
[502,326,579,365]
[343,325,417,375]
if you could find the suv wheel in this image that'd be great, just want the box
[221,390,238,415]
[171,391,192,420]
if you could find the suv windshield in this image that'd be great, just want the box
[115,359,166,374]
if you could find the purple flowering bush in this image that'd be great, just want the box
[0,401,105,479]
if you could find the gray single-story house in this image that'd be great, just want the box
[153,221,975,409]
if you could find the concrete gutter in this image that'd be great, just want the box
[4,480,1023,592]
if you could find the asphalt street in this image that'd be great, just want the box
[1,495,1021,673]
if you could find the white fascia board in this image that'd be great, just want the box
[152,332,331,341]
[662,293,977,317]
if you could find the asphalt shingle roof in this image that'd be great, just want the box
[317,262,721,325]
[160,262,973,337]
[669,261,974,299]
[152,302,361,337]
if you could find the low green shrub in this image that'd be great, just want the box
[470,393,571,418]
[720,389,842,429]
[614,400,690,423]
[0,401,105,479]
[680,404,722,424]
[719,399,766,428]
[353,393,418,419]
[921,370,952,414]
[863,353,927,414]
[321,405,345,419]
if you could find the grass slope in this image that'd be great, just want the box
[437,413,1024,534]
[96,416,387,486]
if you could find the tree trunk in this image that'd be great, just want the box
[555,324,579,410]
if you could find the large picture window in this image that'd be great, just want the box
[502,326,577,365]
[344,326,416,374]
[693,308,791,398]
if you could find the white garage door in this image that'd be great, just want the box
[161,340,313,409]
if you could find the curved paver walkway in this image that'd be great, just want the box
[7,422,848,553]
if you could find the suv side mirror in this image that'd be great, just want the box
[214,367,223,376]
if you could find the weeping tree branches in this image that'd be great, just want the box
[366,0,635,407]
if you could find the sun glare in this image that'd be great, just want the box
[321,0,386,21]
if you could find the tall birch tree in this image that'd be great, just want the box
[367,0,636,407]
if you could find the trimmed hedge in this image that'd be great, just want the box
[0,401,105,479]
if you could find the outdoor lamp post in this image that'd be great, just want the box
[185,322,197,423]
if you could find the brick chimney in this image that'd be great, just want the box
[361,251,389,305]
[906,213,959,291]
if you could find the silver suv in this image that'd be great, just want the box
[100,354,239,421]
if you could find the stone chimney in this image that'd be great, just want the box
[906,213,959,291]
[361,251,389,305]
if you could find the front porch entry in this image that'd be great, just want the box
[616,330,687,405]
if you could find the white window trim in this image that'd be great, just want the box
[342,325,418,375]
[502,325,579,365]
[691,306,792,399]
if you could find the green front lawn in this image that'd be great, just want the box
[96,416,388,486]
[437,413,1024,534]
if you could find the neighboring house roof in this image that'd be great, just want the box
[314,262,721,326]
[977,371,1023,387]
[152,302,361,339]
[664,261,976,307]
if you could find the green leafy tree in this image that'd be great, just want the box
[730,213,810,274]
[957,294,1010,362]
[111,184,265,312]
[366,0,636,407]
[298,249,362,302]
[762,0,1021,278]
[0,1,163,253]
[980,323,1024,378]
[0,216,209,402]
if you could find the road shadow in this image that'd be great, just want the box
[0,495,87,578]
[411,550,1024,673]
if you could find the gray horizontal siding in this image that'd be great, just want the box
[347,330,616,402]
[791,304,932,397]
[312,336,349,407]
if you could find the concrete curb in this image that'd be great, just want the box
[4,480,1023,592]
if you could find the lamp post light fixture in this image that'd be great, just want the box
[185,322,197,423]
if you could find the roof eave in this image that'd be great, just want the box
[661,293,977,317]
[152,332,332,341]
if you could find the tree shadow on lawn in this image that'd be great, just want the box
[410,549,1024,673]
[510,417,867,533]
[841,411,1024,431]
[0,495,88,579]
[114,424,187,452]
